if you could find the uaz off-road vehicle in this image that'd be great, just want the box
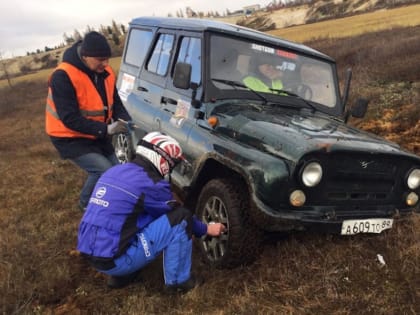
[114,17,420,268]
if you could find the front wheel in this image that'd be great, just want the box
[112,133,134,163]
[196,178,262,268]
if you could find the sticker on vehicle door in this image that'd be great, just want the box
[174,99,191,118]
[170,100,191,127]
[118,73,135,101]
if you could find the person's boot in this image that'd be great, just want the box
[164,275,203,294]
[107,271,141,289]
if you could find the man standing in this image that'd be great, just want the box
[45,31,131,211]
[77,132,226,292]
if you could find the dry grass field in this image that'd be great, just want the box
[1,4,419,315]
[268,3,420,42]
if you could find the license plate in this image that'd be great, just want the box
[341,218,393,235]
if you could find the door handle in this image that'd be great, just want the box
[161,96,177,105]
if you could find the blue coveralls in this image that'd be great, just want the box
[77,157,207,285]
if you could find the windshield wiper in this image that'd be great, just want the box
[212,78,317,111]
[211,78,268,104]
[269,88,317,111]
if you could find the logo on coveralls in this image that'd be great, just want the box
[96,187,107,198]
[89,186,109,207]
[139,233,151,257]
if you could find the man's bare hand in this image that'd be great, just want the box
[207,222,226,236]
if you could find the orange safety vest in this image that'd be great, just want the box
[45,62,115,139]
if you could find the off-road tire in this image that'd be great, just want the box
[196,178,262,268]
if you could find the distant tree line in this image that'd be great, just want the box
[22,0,418,57]
[25,19,126,57]
[21,3,262,56]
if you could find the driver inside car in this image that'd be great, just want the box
[243,57,284,93]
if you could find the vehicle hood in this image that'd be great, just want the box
[216,108,407,162]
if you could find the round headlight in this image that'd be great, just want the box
[407,169,420,189]
[302,162,323,187]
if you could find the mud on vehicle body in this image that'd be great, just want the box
[114,17,420,268]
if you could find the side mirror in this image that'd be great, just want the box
[351,98,369,118]
[173,62,192,90]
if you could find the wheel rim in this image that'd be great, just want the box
[114,133,130,163]
[201,196,229,262]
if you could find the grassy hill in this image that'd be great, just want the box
[269,3,420,42]
[0,3,419,315]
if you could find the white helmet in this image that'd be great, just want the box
[136,131,184,176]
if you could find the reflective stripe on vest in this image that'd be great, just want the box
[242,76,283,93]
[45,62,115,139]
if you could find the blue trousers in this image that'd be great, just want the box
[71,152,119,207]
[101,214,192,285]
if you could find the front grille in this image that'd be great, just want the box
[327,192,388,201]
[304,153,406,206]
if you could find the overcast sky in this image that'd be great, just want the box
[0,0,270,58]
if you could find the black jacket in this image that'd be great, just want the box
[49,41,131,159]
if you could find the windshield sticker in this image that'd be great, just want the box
[276,50,298,60]
[251,44,298,60]
[251,43,275,54]
[118,73,135,101]
[278,61,296,71]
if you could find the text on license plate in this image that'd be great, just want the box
[341,218,393,235]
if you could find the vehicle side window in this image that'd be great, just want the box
[176,37,201,85]
[147,34,174,76]
[124,28,153,68]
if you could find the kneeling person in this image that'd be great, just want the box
[77,132,226,291]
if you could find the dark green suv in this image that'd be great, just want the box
[114,17,420,267]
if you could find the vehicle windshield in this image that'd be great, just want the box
[209,34,339,109]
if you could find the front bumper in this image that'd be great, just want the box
[250,199,417,233]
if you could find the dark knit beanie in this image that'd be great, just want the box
[81,31,111,57]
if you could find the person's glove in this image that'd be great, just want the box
[107,121,128,135]
[125,120,136,132]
